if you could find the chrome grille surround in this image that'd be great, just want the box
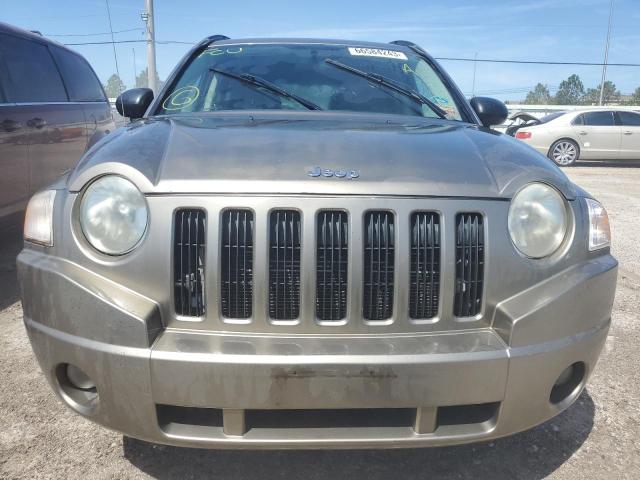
[363,211,395,321]
[166,196,495,334]
[454,213,485,318]
[269,210,301,321]
[315,211,349,322]
[173,209,206,317]
[220,209,254,320]
[409,212,440,320]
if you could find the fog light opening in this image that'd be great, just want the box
[66,364,96,391]
[56,364,99,414]
[550,362,586,406]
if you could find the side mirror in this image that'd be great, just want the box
[115,88,154,120]
[470,97,508,128]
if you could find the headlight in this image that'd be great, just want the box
[585,198,610,250]
[508,183,568,258]
[24,190,56,246]
[79,176,148,255]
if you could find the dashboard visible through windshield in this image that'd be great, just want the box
[156,43,464,120]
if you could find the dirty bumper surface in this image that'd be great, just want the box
[24,312,609,448]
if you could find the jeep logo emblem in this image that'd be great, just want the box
[307,166,360,179]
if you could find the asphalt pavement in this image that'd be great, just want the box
[1,162,639,479]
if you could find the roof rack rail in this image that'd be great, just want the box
[207,35,230,43]
[390,40,427,55]
[195,34,230,49]
[390,40,413,47]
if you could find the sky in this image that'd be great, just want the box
[2,0,639,101]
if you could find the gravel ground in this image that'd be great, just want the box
[1,162,639,480]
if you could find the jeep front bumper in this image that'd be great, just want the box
[18,249,617,449]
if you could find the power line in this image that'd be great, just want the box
[435,57,640,67]
[8,13,103,20]
[599,0,615,105]
[156,40,194,45]
[61,39,640,66]
[60,39,640,68]
[367,19,640,29]
[63,39,192,45]
[47,28,143,37]
[104,0,122,96]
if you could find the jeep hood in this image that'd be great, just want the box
[69,112,576,199]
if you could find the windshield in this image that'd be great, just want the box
[156,43,463,120]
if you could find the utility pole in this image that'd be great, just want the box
[142,0,157,95]
[132,48,137,88]
[599,0,614,106]
[471,52,478,97]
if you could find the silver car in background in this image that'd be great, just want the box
[513,109,640,166]
[18,37,617,449]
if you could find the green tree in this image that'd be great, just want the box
[629,87,640,105]
[524,83,552,104]
[583,81,620,105]
[554,74,585,105]
[103,74,125,98]
[135,67,164,90]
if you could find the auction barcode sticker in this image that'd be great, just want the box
[348,47,408,60]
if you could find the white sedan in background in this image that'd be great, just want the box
[512,109,640,166]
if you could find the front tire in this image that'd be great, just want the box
[549,139,579,166]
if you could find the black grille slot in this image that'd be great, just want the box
[269,210,301,320]
[316,211,348,321]
[221,209,254,319]
[363,211,395,321]
[409,212,440,319]
[454,213,485,317]
[173,209,206,317]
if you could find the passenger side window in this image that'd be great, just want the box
[583,111,615,126]
[618,111,640,126]
[50,46,106,102]
[571,114,584,126]
[0,33,67,103]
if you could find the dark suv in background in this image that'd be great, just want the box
[0,22,114,228]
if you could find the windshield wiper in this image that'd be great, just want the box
[209,68,322,111]
[324,58,447,119]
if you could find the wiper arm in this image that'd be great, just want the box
[324,58,447,119]
[210,68,322,111]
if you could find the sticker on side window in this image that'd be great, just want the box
[348,47,408,60]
